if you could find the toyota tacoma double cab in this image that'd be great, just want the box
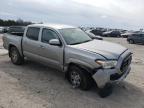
[3,24,132,97]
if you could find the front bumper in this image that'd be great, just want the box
[92,66,131,88]
[92,49,132,88]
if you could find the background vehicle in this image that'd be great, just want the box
[103,31,121,37]
[90,29,106,36]
[0,27,4,33]
[121,32,134,38]
[127,33,144,44]
[85,30,103,40]
[7,26,25,36]
[3,24,132,98]
[2,27,9,33]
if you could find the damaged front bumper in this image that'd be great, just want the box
[92,66,131,88]
[92,49,132,88]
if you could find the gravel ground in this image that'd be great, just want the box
[0,36,144,108]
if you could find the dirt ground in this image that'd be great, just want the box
[0,35,144,108]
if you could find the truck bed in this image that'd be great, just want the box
[3,33,23,54]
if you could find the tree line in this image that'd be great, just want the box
[0,18,32,26]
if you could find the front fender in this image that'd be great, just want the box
[64,58,94,74]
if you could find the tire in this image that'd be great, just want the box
[9,47,24,65]
[129,39,134,44]
[68,65,92,90]
[98,84,113,98]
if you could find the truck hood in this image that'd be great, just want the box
[70,40,127,60]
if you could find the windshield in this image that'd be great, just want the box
[59,28,92,45]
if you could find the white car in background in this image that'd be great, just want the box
[0,27,4,33]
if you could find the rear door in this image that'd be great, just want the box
[38,28,64,70]
[23,27,41,60]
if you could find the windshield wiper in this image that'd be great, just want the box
[82,40,91,43]
[70,42,83,45]
[70,40,92,45]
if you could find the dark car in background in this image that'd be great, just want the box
[102,31,121,37]
[85,30,103,40]
[127,33,144,44]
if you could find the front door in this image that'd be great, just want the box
[39,28,64,71]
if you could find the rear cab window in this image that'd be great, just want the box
[26,27,40,41]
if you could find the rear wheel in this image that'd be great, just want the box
[9,47,24,65]
[68,65,92,90]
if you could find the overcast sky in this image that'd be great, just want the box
[0,0,144,30]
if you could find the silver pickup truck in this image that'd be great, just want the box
[3,24,132,97]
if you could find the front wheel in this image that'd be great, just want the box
[9,47,24,65]
[68,65,92,90]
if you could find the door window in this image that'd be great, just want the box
[41,28,58,44]
[26,27,40,41]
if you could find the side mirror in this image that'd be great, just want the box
[49,39,61,46]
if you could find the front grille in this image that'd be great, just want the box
[110,54,132,81]
[120,54,132,73]
[110,73,122,80]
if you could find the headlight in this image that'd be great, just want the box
[96,60,117,69]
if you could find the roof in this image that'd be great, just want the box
[28,24,75,29]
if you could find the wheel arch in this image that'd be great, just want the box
[65,62,93,79]
[8,44,23,57]
[129,39,135,44]
[8,44,17,57]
